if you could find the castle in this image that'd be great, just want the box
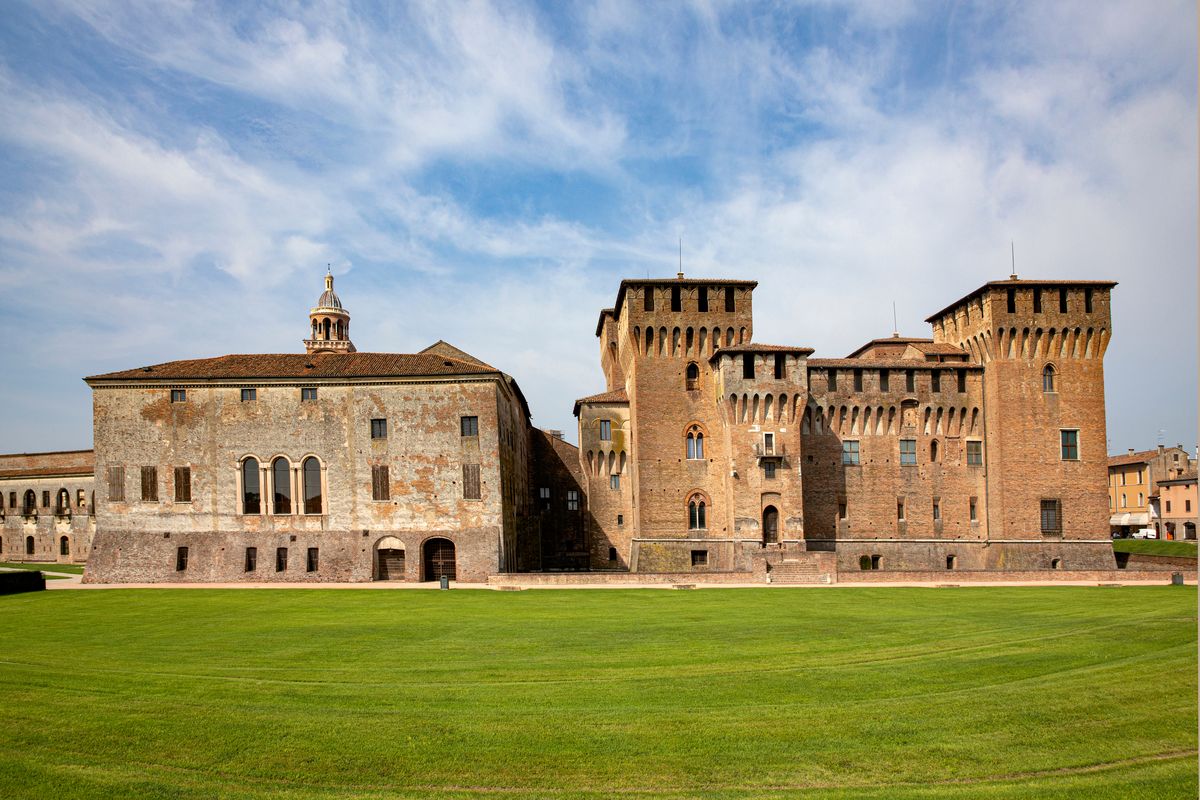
[0,270,1118,582]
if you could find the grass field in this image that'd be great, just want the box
[0,561,87,574]
[1111,539,1197,558]
[0,587,1195,799]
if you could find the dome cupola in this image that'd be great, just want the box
[304,271,355,354]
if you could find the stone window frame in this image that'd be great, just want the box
[599,419,612,441]
[300,387,318,402]
[170,389,187,403]
[691,549,708,567]
[370,418,388,440]
[241,387,257,402]
[301,455,326,514]
[687,490,710,530]
[1059,429,1080,461]
[685,422,706,460]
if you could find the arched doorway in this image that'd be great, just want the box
[375,536,407,581]
[423,538,456,582]
[762,506,779,545]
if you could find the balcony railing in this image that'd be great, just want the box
[753,442,786,460]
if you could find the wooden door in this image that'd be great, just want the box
[377,549,405,580]
[763,506,779,544]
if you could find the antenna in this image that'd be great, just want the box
[892,302,898,337]
[1009,241,1017,280]
[678,237,683,280]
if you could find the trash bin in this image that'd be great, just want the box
[1171,572,1184,586]
[440,574,450,590]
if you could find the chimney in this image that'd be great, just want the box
[1158,445,1165,455]
[1128,448,1135,455]
[546,429,564,440]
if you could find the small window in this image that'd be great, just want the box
[1166,500,1172,513]
[1084,289,1094,313]
[969,497,978,521]
[946,555,957,570]
[245,547,257,572]
[1120,493,1126,507]
[644,288,654,311]
[859,555,871,571]
[463,464,481,500]
[1042,365,1056,393]
[370,418,387,439]
[899,439,916,466]
[724,287,735,312]
[307,547,319,573]
[842,441,860,465]
[671,286,681,312]
[931,371,941,393]
[742,354,754,379]
[77,489,85,507]
[838,500,848,520]
[1187,500,1193,513]
[301,387,318,401]
[42,490,50,508]
[140,466,158,502]
[764,462,776,480]
[698,287,709,312]
[774,353,785,380]
[25,535,34,555]
[763,433,774,454]
[1137,492,1143,506]
[905,370,915,392]
[1040,499,1062,534]
[460,416,478,437]
[60,536,70,556]
[173,467,191,503]
[932,499,941,521]
[175,546,189,571]
[1059,289,1067,313]
[957,369,966,393]
[371,465,390,501]
[617,514,624,526]
[1060,430,1079,461]
[538,487,551,510]
[107,466,125,502]
[1006,288,1016,313]
[608,546,617,561]
[853,369,863,392]
[880,371,889,392]
[686,362,700,390]
[566,489,579,511]
[276,547,288,571]
[171,389,186,403]
[1033,288,1042,313]
[870,555,881,570]
[599,419,611,440]
[896,498,905,521]
[241,388,256,402]
[1051,557,1062,570]
[930,440,940,462]
[610,474,620,491]
[691,550,708,567]
[828,370,838,391]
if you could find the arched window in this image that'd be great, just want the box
[303,457,322,514]
[25,536,34,555]
[686,362,699,391]
[1042,364,1056,393]
[56,488,69,513]
[23,490,35,513]
[930,439,939,462]
[272,457,291,514]
[685,425,705,460]
[242,457,261,514]
[322,318,331,339]
[688,494,707,530]
[60,536,70,556]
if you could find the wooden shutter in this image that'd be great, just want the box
[141,466,158,501]
[372,466,390,501]
[108,466,125,502]
[174,467,191,502]
[463,464,481,499]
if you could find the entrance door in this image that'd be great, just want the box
[423,538,457,581]
[763,506,779,545]
[378,549,405,580]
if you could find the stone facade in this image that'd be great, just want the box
[0,450,95,565]
[575,274,1119,575]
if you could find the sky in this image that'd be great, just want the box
[0,0,1196,455]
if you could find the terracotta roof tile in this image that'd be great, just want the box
[1107,449,1166,467]
[86,352,498,382]
[575,388,629,405]
[0,466,94,479]
[808,358,982,370]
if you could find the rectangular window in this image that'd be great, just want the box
[698,287,708,312]
[966,441,983,466]
[461,416,479,437]
[957,369,966,393]
[77,489,85,507]
[175,546,188,571]
[42,490,50,508]
[1085,288,1094,313]
[617,514,623,526]
[905,370,915,392]
[644,288,654,311]
[899,439,917,466]
[140,466,158,501]
[853,369,863,392]
[1006,288,1016,313]
[370,418,387,439]
[8,491,15,509]
[838,499,847,520]
[276,547,288,572]
[1136,469,1142,483]
[599,419,611,440]
[880,370,889,392]
[1137,492,1143,506]
[610,474,620,490]
[828,370,837,391]
[897,498,905,521]
[1059,288,1068,313]
[1121,472,1127,486]
[301,387,317,401]
[1040,499,1062,534]
[107,466,125,502]
[724,287,735,312]
[307,547,319,573]
[241,388,256,402]
[933,499,941,521]
[1166,500,1172,513]
[842,441,860,465]
[566,489,579,511]
[671,286,681,312]
[171,389,186,403]
[174,467,191,503]
[742,354,754,379]
[763,432,774,454]
[691,550,708,567]
[774,353,785,379]
[371,465,390,501]
[969,497,978,522]
[931,371,941,392]
[1060,429,1079,461]
[538,486,551,510]
[1033,288,1042,312]
[764,462,776,480]
[463,464,481,500]
[1187,500,1193,513]
[245,547,257,572]
[1121,493,1126,507]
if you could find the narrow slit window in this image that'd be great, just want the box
[245,547,257,572]
[307,547,319,573]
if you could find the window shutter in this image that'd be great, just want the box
[108,466,125,502]
[463,464,481,499]
[174,467,191,502]
[141,466,157,501]
[372,465,390,501]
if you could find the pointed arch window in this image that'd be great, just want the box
[688,497,707,530]
[1042,364,1056,393]
[685,425,705,460]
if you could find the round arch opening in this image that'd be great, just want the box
[423,538,457,582]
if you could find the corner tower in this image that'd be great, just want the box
[304,271,355,354]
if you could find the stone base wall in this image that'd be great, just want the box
[838,568,1194,583]
[488,570,756,585]
[829,540,1116,572]
[1,513,94,565]
[1119,553,1198,571]
[83,526,501,584]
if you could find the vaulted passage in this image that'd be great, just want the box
[375,536,406,581]
[423,538,456,582]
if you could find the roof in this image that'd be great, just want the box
[417,340,495,370]
[1107,449,1169,467]
[807,358,982,370]
[595,309,615,337]
[845,337,932,358]
[86,352,500,383]
[909,342,968,356]
[612,277,758,322]
[0,466,94,480]
[572,388,628,416]
[708,344,815,363]
[1157,472,1197,486]
[925,279,1118,324]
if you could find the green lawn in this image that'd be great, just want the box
[1112,539,1198,558]
[0,561,86,574]
[0,588,1194,799]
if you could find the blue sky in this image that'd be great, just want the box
[1,0,1196,455]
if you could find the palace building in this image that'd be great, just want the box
[2,269,1120,583]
